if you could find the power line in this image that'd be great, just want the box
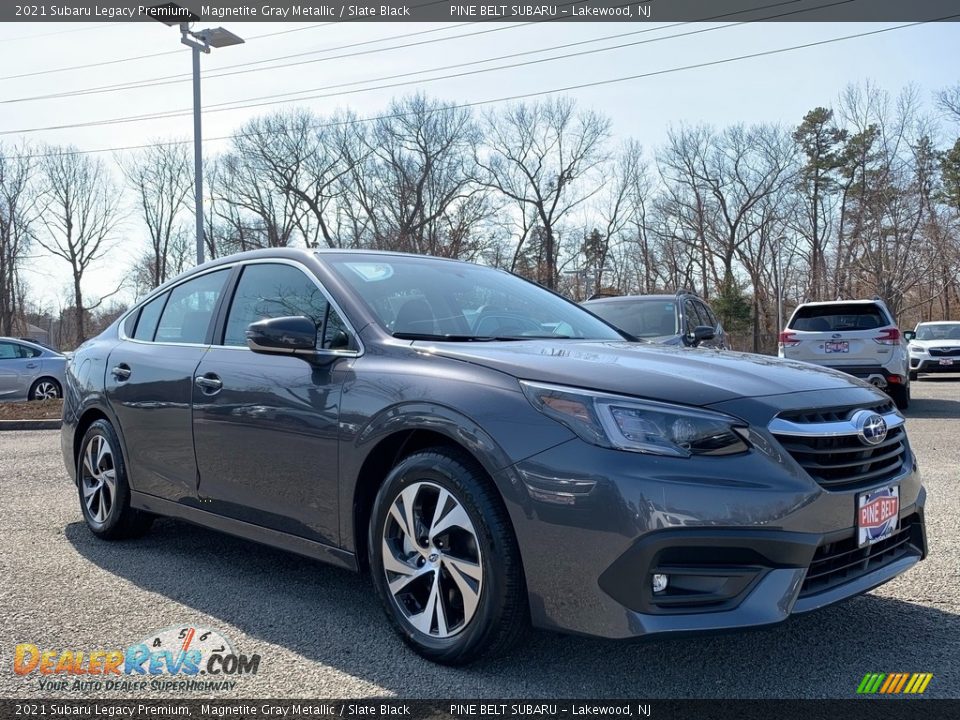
[1,21,536,102]
[0,23,337,82]
[0,23,114,43]
[0,0,609,102]
[121,0,850,123]
[0,0,803,113]
[1,2,830,133]
[7,18,947,161]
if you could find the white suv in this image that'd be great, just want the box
[778,299,910,409]
[905,320,960,380]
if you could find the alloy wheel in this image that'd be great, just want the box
[381,481,483,638]
[34,381,59,400]
[81,435,117,524]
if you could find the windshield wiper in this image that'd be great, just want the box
[392,332,571,342]
[393,332,504,342]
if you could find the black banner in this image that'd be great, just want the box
[3,0,960,23]
[2,700,960,720]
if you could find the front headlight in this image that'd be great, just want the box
[908,343,925,355]
[520,381,749,458]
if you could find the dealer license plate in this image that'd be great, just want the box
[825,341,849,353]
[939,358,954,366]
[857,486,899,547]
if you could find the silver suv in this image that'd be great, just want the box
[779,299,910,409]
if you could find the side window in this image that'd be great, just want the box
[698,301,717,328]
[19,344,42,358]
[223,263,349,350]
[133,292,169,342]
[155,270,229,344]
[0,342,17,360]
[682,298,699,334]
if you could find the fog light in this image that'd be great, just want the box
[651,573,669,593]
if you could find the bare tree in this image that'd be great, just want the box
[37,148,123,344]
[0,143,39,335]
[338,95,491,258]
[937,83,960,124]
[478,98,611,288]
[121,142,192,293]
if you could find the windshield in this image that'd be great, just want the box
[584,298,678,338]
[325,255,625,341]
[789,303,889,332]
[916,323,960,341]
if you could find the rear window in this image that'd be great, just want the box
[586,299,678,338]
[789,303,889,332]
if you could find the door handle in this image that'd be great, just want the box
[111,364,131,381]
[25,363,38,369]
[194,374,223,394]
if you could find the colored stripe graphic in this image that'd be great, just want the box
[858,673,933,694]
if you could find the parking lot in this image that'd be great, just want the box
[1,377,958,700]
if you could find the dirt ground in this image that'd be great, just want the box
[0,398,63,420]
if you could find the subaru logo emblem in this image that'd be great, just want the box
[853,410,888,446]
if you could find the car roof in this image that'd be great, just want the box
[0,336,53,351]
[794,299,886,307]
[583,294,677,304]
[206,247,464,269]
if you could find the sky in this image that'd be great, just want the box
[0,19,958,311]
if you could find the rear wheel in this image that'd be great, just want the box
[77,420,153,539]
[29,378,61,400]
[368,448,527,665]
[889,382,910,411]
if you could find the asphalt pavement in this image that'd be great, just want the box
[1,377,958,699]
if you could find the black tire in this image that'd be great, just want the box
[28,377,61,401]
[889,382,910,411]
[909,371,918,382]
[368,447,528,665]
[77,420,153,540]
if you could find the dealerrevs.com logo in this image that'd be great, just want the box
[14,625,260,693]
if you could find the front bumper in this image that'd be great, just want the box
[499,390,926,639]
[910,356,960,373]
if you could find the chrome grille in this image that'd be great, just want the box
[770,403,908,491]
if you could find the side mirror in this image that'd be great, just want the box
[246,316,318,356]
[903,330,916,342]
[686,325,716,347]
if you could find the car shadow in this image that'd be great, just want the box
[65,519,959,698]
[908,378,960,419]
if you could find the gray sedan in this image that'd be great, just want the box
[0,337,66,401]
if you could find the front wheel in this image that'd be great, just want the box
[77,420,153,539]
[368,448,527,665]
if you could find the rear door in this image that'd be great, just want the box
[785,303,892,367]
[105,268,231,503]
[0,341,30,399]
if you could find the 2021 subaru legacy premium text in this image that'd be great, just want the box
[62,249,927,664]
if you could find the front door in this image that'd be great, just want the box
[191,262,353,546]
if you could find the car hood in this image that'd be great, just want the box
[419,340,870,406]
[910,339,960,348]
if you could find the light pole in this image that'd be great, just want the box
[150,4,243,266]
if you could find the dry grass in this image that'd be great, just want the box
[0,399,63,421]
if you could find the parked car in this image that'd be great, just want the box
[63,250,925,664]
[582,290,727,348]
[778,299,910,410]
[904,321,960,380]
[0,337,66,401]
